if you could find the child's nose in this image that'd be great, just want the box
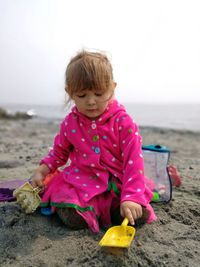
[87,96,96,105]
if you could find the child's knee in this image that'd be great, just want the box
[135,207,150,226]
[56,208,87,230]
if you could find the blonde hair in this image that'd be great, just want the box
[65,50,114,98]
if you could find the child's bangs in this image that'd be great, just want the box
[71,63,111,94]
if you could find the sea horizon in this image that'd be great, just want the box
[1,102,200,132]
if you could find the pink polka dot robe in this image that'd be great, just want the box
[40,99,156,232]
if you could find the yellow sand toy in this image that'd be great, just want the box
[13,182,42,214]
[99,218,136,248]
[13,171,59,214]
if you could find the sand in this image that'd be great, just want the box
[0,118,200,267]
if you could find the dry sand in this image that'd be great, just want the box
[0,118,200,267]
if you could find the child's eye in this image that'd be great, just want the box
[77,94,86,98]
[95,93,103,97]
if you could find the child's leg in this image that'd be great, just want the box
[57,208,87,230]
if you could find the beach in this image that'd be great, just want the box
[0,118,200,267]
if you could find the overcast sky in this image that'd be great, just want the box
[0,0,200,105]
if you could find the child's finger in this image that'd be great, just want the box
[135,206,143,219]
[124,207,135,225]
[31,178,43,189]
[30,180,37,188]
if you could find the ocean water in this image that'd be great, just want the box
[1,103,200,132]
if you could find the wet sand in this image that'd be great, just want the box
[0,118,200,267]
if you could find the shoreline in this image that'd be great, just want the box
[34,115,200,134]
[1,102,200,132]
[0,118,200,266]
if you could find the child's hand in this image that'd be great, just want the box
[30,171,45,189]
[120,201,143,225]
[30,164,50,188]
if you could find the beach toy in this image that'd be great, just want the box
[151,191,160,202]
[99,218,136,248]
[13,170,59,214]
[0,188,15,202]
[13,182,42,214]
[167,165,182,187]
[40,207,53,216]
[142,144,172,203]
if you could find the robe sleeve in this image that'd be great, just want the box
[40,116,72,173]
[119,114,150,206]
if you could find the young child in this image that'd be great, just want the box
[31,50,156,233]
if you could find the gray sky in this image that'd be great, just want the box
[0,0,200,105]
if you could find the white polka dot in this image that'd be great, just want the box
[128,160,133,165]
[125,194,130,198]
[90,163,95,167]
[83,183,87,187]
[96,185,100,188]
[96,173,100,177]
[80,123,83,127]
[122,140,125,144]
[121,153,124,157]
[84,193,89,197]
[119,126,122,131]
[48,164,52,168]
[111,128,114,131]
[64,132,67,136]
[83,153,87,158]
[113,144,117,147]
[65,122,68,126]
[111,157,116,162]
[135,132,139,135]
[76,176,80,179]
[137,188,142,192]
[139,170,143,174]
[59,144,62,147]
[56,161,60,163]
[81,138,85,142]
[91,123,96,129]
[128,177,133,181]
[139,154,143,158]
[98,118,102,121]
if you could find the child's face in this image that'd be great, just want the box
[72,83,116,120]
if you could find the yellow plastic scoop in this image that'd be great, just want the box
[99,218,136,248]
